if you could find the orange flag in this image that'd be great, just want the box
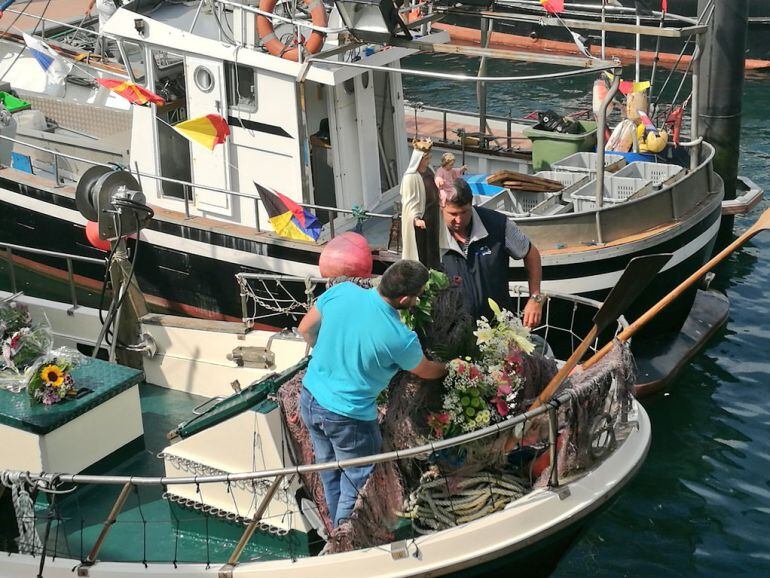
[174,114,230,150]
[96,78,165,106]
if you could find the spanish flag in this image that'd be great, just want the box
[174,114,230,150]
[96,78,166,106]
[539,0,564,14]
[255,182,321,243]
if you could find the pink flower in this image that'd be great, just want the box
[497,383,512,397]
[469,365,481,380]
[494,397,509,417]
[427,412,451,438]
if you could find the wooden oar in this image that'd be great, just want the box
[582,206,770,371]
[529,253,672,410]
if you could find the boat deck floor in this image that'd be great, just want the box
[31,384,309,564]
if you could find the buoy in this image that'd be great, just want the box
[256,0,326,62]
[318,232,373,278]
[85,220,111,252]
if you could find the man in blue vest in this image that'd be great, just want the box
[298,260,448,528]
[440,179,543,327]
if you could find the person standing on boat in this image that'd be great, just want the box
[440,179,544,327]
[298,260,448,528]
[400,139,441,269]
[85,0,121,56]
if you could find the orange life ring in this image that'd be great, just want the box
[257,0,327,62]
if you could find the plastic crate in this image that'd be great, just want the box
[613,161,684,187]
[534,170,592,201]
[530,195,574,216]
[570,176,653,212]
[478,189,557,216]
[0,91,30,113]
[551,152,626,174]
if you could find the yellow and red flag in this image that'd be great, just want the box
[173,114,230,150]
[96,78,165,106]
[540,0,564,14]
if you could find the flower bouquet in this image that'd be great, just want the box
[0,303,54,391]
[428,300,535,441]
[27,349,85,405]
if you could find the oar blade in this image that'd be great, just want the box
[593,253,672,332]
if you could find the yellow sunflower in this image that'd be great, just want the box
[40,365,64,387]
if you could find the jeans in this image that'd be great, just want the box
[299,388,382,527]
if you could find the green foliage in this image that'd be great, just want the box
[400,269,450,333]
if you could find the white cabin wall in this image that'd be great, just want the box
[389,65,410,177]
[354,71,382,209]
[228,69,302,230]
[130,104,162,200]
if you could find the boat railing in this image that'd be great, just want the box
[0,132,394,240]
[0,241,105,314]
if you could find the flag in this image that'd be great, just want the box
[637,110,659,135]
[22,33,73,85]
[662,0,668,13]
[539,0,564,14]
[254,182,321,243]
[569,31,593,58]
[173,114,230,150]
[619,80,651,95]
[96,78,165,106]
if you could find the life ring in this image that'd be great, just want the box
[257,0,327,62]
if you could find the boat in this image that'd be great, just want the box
[433,0,770,65]
[0,274,651,576]
[0,0,755,339]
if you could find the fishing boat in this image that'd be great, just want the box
[0,274,652,577]
[433,0,770,66]
[0,0,755,341]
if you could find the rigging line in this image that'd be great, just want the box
[0,0,50,84]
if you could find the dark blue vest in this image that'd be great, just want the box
[441,207,513,320]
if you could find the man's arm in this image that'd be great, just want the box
[297,306,322,348]
[409,356,448,380]
[0,0,17,17]
[522,244,543,327]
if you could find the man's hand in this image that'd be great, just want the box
[0,11,5,19]
[414,218,426,230]
[410,356,448,380]
[522,298,542,328]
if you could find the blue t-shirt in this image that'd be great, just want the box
[302,283,424,421]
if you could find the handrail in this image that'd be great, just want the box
[12,386,587,487]
[0,241,106,313]
[4,8,101,39]
[0,133,394,236]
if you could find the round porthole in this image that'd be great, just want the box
[194,66,214,93]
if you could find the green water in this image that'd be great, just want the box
[403,55,770,576]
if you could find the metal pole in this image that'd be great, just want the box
[547,405,559,488]
[183,184,191,218]
[601,1,606,60]
[635,13,641,82]
[595,69,622,210]
[83,482,134,566]
[478,17,491,135]
[6,248,17,293]
[328,210,336,238]
[66,258,78,314]
[223,475,285,572]
[254,197,261,232]
[53,153,61,187]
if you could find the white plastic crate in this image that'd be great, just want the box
[570,175,653,212]
[552,152,626,174]
[534,170,592,201]
[478,189,557,216]
[613,161,684,187]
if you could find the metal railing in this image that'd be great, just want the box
[0,133,394,239]
[0,241,105,314]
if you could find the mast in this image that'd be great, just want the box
[696,0,749,214]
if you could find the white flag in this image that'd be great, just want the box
[22,33,73,86]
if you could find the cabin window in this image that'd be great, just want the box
[194,66,215,93]
[226,63,257,112]
[119,40,146,85]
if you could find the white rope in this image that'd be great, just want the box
[1,472,43,554]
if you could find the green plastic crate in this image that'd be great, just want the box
[0,91,31,113]
[523,120,598,172]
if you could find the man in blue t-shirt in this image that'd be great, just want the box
[298,260,447,528]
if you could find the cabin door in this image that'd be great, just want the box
[184,56,232,216]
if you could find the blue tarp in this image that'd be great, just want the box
[463,174,506,197]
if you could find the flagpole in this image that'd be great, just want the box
[601,0,606,60]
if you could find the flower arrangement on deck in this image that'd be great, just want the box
[0,303,52,375]
[428,299,535,439]
[27,351,82,405]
